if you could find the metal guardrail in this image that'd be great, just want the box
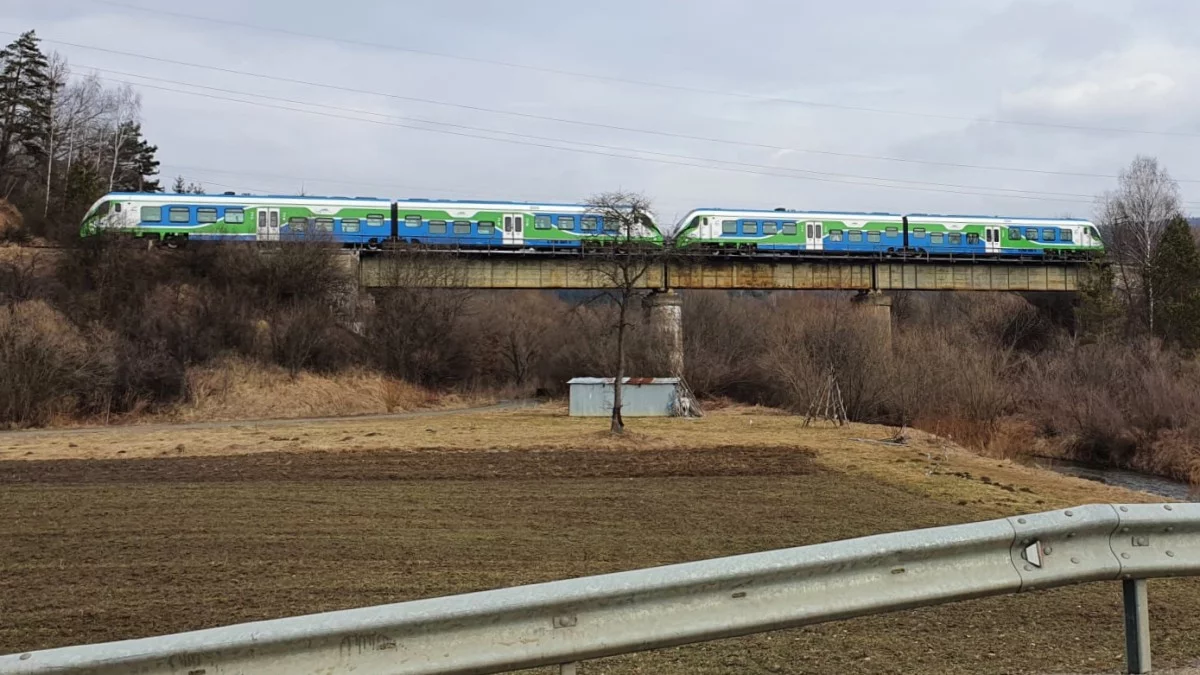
[2,503,1197,675]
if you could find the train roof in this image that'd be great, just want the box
[686,207,904,217]
[906,213,1095,224]
[103,191,392,202]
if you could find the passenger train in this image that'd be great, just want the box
[80,192,1104,259]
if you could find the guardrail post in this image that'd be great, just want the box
[1123,579,1151,674]
[560,662,580,674]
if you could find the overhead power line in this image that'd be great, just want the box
[18,31,1200,184]
[88,71,1115,205]
[80,0,1200,139]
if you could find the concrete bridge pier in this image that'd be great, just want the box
[852,290,893,344]
[644,289,685,378]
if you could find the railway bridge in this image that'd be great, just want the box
[349,250,1094,377]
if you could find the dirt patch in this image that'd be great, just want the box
[3,445,1200,674]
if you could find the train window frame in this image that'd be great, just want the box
[1025,228,1038,240]
[1009,228,1021,240]
[830,230,844,242]
[721,220,737,234]
[535,215,552,230]
[848,230,864,243]
[342,218,360,233]
[225,208,244,224]
[141,206,162,223]
[1090,226,1101,238]
[762,221,778,235]
[967,233,980,245]
[114,203,122,213]
[367,214,386,228]
[429,220,448,235]
[289,216,308,232]
[580,216,599,232]
[948,233,962,245]
[314,217,334,232]
[478,221,495,235]
[453,220,472,235]
[912,228,926,238]
[744,221,759,235]
[602,217,620,233]
[781,222,797,236]
[557,215,575,230]
[1042,229,1057,241]
[1061,229,1073,242]
[885,227,899,237]
[168,206,190,223]
[931,232,945,244]
[197,207,219,224]
[867,231,882,243]
[404,215,422,228]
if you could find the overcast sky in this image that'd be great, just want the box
[4,0,1199,226]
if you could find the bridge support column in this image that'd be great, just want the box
[853,290,892,344]
[644,289,684,378]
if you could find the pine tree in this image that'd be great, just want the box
[172,174,186,194]
[0,31,52,184]
[110,121,160,192]
[1149,215,1200,351]
[1076,260,1123,342]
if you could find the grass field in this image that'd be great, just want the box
[2,405,1199,674]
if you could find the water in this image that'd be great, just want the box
[1034,457,1197,502]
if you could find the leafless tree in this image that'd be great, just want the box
[105,84,140,192]
[1098,156,1182,333]
[584,191,661,434]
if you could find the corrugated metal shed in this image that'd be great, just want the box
[567,378,682,417]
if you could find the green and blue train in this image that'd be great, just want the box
[80,193,1104,259]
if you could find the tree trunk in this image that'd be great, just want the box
[611,299,626,434]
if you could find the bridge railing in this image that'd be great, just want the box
[2,503,1196,675]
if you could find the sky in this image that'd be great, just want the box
[3,0,1200,227]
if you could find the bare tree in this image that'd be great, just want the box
[1098,156,1182,334]
[105,84,140,192]
[584,191,661,434]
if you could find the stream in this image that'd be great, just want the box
[1033,457,1197,502]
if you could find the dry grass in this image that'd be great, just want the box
[163,358,461,422]
[0,198,23,241]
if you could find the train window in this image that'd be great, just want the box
[168,207,190,223]
[1061,229,1073,242]
[722,220,737,234]
[781,222,797,236]
[97,201,110,217]
[289,217,308,232]
[762,221,778,235]
[557,215,575,230]
[141,206,162,222]
[912,228,926,238]
[1025,228,1038,240]
[478,221,495,235]
[535,215,552,230]
[225,208,244,224]
[1042,229,1057,241]
[114,203,122,212]
[315,217,334,232]
[197,207,218,223]
[1009,228,1021,240]
[405,215,422,228]
[270,211,279,228]
[848,231,863,243]
[744,221,759,235]
[429,220,447,234]
[581,216,599,231]
[949,233,962,245]
[830,230,843,242]
[602,217,619,232]
[453,220,472,234]
[367,214,385,227]
[885,227,899,237]
[1089,226,1101,238]
[342,218,360,233]
[931,232,945,244]
[867,231,881,243]
[967,233,980,245]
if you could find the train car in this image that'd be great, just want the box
[673,207,907,253]
[390,199,664,249]
[80,192,395,247]
[903,214,1104,258]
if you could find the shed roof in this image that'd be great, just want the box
[568,377,681,385]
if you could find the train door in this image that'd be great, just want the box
[805,221,824,250]
[985,226,1002,254]
[257,208,280,242]
[502,213,525,246]
[1079,226,1095,248]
